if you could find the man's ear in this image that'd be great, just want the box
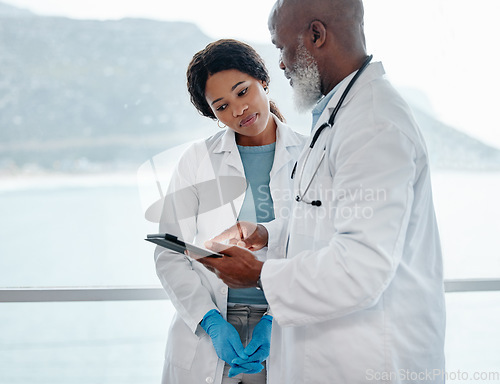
[309,20,327,48]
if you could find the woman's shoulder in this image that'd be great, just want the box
[180,130,227,158]
[203,129,228,150]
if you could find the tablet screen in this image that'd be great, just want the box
[145,233,223,259]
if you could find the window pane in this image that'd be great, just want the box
[1,1,499,286]
[432,172,500,279]
[364,0,500,280]
[1,294,498,382]
[445,291,500,381]
[0,300,174,383]
[0,180,160,286]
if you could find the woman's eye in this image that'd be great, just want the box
[216,104,227,111]
[238,87,248,97]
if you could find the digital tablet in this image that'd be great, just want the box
[145,233,223,259]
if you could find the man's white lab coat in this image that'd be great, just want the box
[155,116,305,384]
[263,62,446,384]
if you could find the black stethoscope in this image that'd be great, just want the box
[291,54,373,207]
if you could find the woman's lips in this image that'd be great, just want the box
[240,113,258,128]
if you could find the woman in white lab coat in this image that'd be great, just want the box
[155,39,305,384]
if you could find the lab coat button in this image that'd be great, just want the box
[220,286,228,295]
[205,377,214,383]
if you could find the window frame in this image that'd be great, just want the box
[1,278,499,303]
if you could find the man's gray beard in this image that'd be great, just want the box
[290,45,323,113]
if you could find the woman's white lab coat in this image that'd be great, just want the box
[262,62,446,383]
[155,116,305,384]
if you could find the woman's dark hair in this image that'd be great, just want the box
[187,39,285,122]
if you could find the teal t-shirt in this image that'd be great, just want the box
[227,142,276,305]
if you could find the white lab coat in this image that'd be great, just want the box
[262,62,446,384]
[155,115,306,384]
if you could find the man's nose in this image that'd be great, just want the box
[279,58,286,71]
[278,50,287,71]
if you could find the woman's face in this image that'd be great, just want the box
[205,69,276,146]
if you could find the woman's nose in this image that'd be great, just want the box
[233,103,248,117]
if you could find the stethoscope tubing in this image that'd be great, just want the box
[293,54,373,205]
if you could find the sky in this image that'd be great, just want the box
[3,0,500,149]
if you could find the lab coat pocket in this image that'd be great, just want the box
[305,309,386,382]
[165,315,200,370]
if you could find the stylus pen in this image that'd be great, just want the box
[229,200,244,241]
[236,221,244,241]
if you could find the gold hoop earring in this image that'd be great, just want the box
[217,120,226,129]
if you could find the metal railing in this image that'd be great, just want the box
[1,279,499,302]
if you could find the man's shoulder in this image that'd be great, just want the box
[331,76,428,158]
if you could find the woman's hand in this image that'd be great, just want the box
[200,309,246,364]
[205,221,269,251]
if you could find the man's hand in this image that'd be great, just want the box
[205,221,269,251]
[198,242,264,289]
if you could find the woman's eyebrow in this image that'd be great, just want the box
[231,81,246,91]
[211,81,247,106]
[211,97,223,106]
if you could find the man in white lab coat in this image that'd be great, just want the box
[200,0,446,382]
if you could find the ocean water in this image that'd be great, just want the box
[0,171,499,383]
[0,173,159,287]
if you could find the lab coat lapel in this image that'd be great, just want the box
[212,128,245,175]
[211,128,246,218]
[270,116,296,178]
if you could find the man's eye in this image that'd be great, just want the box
[238,88,248,97]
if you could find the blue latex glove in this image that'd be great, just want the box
[200,309,245,364]
[228,361,264,378]
[230,314,273,376]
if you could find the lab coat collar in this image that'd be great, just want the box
[271,114,302,177]
[212,113,303,154]
[210,113,303,178]
[207,125,243,175]
[312,61,386,133]
[214,126,238,154]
